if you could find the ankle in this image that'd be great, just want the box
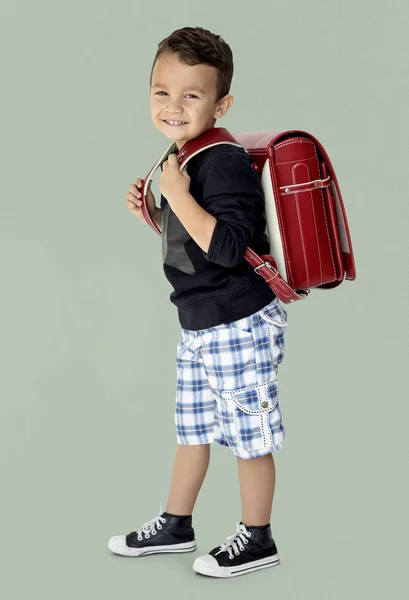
[242,522,270,529]
[241,515,271,525]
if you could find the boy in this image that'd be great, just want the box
[109,26,288,579]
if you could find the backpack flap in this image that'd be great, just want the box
[310,137,356,283]
[271,132,344,290]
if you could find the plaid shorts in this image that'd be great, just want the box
[175,297,288,460]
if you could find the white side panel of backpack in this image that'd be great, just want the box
[260,160,288,281]
[330,181,350,253]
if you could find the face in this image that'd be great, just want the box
[149,52,234,150]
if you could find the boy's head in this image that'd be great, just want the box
[149,27,234,150]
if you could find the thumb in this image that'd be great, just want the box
[147,179,154,199]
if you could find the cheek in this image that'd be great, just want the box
[197,103,213,117]
[190,106,208,120]
[151,98,163,110]
[152,106,163,120]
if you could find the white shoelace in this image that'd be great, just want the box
[136,503,167,541]
[215,522,251,560]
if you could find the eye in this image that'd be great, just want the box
[155,92,198,99]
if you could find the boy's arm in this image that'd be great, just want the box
[165,154,263,264]
[198,154,264,267]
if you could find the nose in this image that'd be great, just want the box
[165,99,183,113]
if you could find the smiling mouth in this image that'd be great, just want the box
[162,120,188,126]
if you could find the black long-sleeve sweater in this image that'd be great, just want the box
[160,142,275,330]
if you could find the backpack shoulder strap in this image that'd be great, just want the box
[177,127,244,167]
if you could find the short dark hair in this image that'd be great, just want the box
[150,26,234,102]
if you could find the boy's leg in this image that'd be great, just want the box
[107,442,206,556]
[237,452,276,526]
[192,299,287,577]
[166,443,211,515]
[108,329,218,557]
[192,449,279,578]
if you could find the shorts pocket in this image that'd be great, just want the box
[221,379,283,452]
[258,301,288,367]
[225,313,253,337]
[259,300,288,328]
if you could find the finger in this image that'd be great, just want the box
[126,199,141,211]
[126,193,141,206]
[129,184,142,198]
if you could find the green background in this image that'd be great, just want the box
[1,0,408,598]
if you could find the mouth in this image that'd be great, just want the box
[162,120,188,127]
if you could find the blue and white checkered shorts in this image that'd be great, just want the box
[175,297,288,460]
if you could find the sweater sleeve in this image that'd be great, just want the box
[201,154,265,267]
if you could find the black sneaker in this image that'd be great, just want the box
[108,503,196,557]
[192,521,280,578]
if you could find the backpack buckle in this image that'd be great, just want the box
[254,260,276,274]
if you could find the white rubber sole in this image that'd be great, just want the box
[108,535,196,557]
[192,553,280,578]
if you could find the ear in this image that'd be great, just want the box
[214,94,234,119]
